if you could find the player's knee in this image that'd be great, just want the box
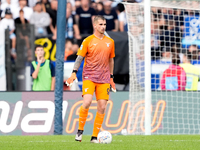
[98,105,106,113]
[82,101,91,109]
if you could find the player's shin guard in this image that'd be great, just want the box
[78,106,89,130]
[92,112,105,137]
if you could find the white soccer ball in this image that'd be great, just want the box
[97,131,112,144]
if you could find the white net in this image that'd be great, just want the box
[124,1,200,135]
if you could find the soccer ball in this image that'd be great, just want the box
[97,131,112,144]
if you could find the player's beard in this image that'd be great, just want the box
[99,29,105,34]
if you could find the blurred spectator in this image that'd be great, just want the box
[180,52,200,91]
[99,1,118,31]
[1,0,17,17]
[160,19,181,55]
[46,0,57,39]
[161,48,172,62]
[96,2,103,13]
[15,9,31,61]
[161,54,186,91]
[152,7,165,29]
[173,8,184,31]
[116,3,127,32]
[74,0,81,11]
[41,0,50,12]
[28,0,39,8]
[29,0,50,8]
[91,1,97,12]
[151,20,161,60]
[76,0,96,35]
[192,50,199,60]
[188,45,198,53]
[1,0,19,6]
[30,2,50,37]
[163,8,173,21]
[188,45,199,60]
[64,39,73,61]
[171,44,184,62]
[31,45,55,91]
[13,0,33,21]
[67,42,79,61]
[66,2,81,40]
[152,6,162,22]
[0,6,2,19]
[14,9,28,24]
[1,8,17,59]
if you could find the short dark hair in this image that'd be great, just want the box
[185,52,192,61]
[188,44,198,51]
[35,45,43,50]
[19,9,24,13]
[35,1,42,5]
[191,50,199,60]
[93,15,105,23]
[117,3,125,12]
[189,44,198,48]
[65,38,73,44]
[172,54,180,65]
[97,2,103,6]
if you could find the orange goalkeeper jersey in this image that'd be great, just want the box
[77,34,115,83]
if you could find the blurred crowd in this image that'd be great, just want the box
[1,0,200,62]
[0,0,128,61]
[150,1,200,62]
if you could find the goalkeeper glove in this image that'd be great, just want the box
[65,71,78,86]
[110,74,116,92]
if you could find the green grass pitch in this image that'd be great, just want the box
[0,135,199,150]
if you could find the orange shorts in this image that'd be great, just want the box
[82,80,110,100]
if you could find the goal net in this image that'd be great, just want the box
[124,1,200,135]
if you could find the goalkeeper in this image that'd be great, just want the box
[66,15,116,143]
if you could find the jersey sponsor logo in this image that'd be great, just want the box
[80,45,83,50]
[93,43,98,46]
[105,43,110,47]
[80,13,91,18]
[85,88,89,92]
[104,15,114,20]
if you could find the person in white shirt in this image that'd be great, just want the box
[116,3,127,32]
[1,0,19,6]
[1,0,17,17]
[1,8,16,59]
[28,0,39,8]
[30,1,50,36]
[12,0,33,21]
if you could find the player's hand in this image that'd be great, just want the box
[110,78,116,92]
[65,73,77,86]
[37,56,43,64]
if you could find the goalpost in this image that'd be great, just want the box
[123,1,200,135]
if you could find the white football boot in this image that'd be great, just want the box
[75,130,83,142]
[90,137,99,143]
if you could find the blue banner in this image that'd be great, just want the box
[182,16,200,48]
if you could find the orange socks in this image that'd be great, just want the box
[78,106,89,131]
[92,112,105,137]
[78,106,105,137]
